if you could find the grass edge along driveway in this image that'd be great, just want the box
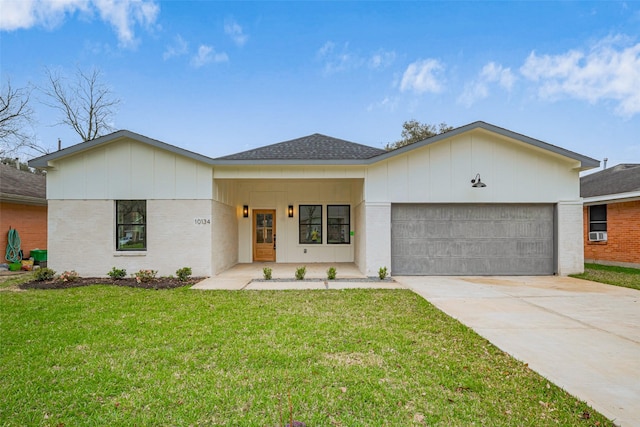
[1,286,612,426]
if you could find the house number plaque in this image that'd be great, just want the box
[193,217,211,225]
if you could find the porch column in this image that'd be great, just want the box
[556,200,584,275]
[364,202,391,277]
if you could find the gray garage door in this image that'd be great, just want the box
[391,204,555,275]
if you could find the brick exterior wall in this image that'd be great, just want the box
[584,200,640,266]
[0,202,47,260]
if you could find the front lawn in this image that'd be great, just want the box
[0,287,611,426]
[571,263,640,291]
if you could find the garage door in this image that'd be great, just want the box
[391,204,554,275]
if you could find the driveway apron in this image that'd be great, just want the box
[398,276,640,427]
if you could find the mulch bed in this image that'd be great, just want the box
[19,277,204,290]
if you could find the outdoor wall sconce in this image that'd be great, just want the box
[471,173,486,188]
[288,205,294,218]
[243,205,249,217]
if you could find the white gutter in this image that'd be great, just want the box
[582,190,640,205]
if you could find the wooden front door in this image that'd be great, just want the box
[253,209,276,262]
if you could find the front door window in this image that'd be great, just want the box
[253,210,276,261]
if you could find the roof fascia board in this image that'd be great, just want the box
[583,191,640,205]
[29,130,215,168]
[367,121,600,170]
[0,193,47,206]
[211,158,372,166]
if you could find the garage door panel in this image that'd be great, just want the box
[392,255,554,275]
[392,239,552,257]
[391,204,554,275]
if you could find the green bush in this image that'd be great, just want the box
[295,266,306,280]
[327,266,337,280]
[107,267,126,280]
[34,267,56,281]
[263,267,272,280]
[378,266,388,280]
[176,267,192,282]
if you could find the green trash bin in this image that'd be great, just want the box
[30,249,47,263]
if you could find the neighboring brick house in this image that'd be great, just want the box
[0,162,47,260]
[581,164,640,268]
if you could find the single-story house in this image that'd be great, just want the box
[0,162,48,260]
[581,164,640,268]
[28,121,598,278]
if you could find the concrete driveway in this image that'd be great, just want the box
[398,275,640,427]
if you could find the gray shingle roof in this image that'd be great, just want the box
[580,164,640,198]
[215,133,386,161]
[0,163,46,202]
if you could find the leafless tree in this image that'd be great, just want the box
[0,78,36,157]
[41,67,120,141]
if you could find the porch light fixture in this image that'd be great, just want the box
[288,205,294,218]
[471,173,486,188]
[243,205,249,217]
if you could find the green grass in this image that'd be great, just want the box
[571,263,640,290]
[0,287,611,426]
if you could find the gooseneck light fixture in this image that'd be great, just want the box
[243,205,249,217]
[471,173,486,188]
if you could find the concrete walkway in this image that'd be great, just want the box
[191,263,403,290]
[399,275,640,427]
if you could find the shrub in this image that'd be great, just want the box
[263,267,272,280]
[133,269,157,283]
[378,266,388,280]
[327,267,337,280]
[34,267,56,281]
[107,267,126,280]
[59,270,79,282]
[176,267,192,282]
[295,266,306,280]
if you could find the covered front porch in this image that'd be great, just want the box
[212,177,370,274]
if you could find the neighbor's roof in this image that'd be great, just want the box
[581,164,640,198]
[0,162,46,205]
[215,133,386,162]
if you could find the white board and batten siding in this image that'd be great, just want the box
[362,130,584,276]
[45,138,214,277]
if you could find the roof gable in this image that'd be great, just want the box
[581,164,640,198]
[28,130,215,168]
[375,121,600,170]
[214,133,386,162]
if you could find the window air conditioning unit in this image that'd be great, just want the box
[588,232,607,242]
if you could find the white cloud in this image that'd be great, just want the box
[0,0,159,48]
[458,62,515,107]
[163,34,188,60]
[369,50,396,69]
[520,35,640,116]
[400,59,445,94]
[366,96,399,112]
[316,41,361,74]
[224,18,248,46]
[190,45,228,68]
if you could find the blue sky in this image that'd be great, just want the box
[2,1,640,171]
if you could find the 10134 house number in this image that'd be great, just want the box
[194,218,211,225]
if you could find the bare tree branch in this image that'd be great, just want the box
[40,67,120,141]
[0,78,36,157]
